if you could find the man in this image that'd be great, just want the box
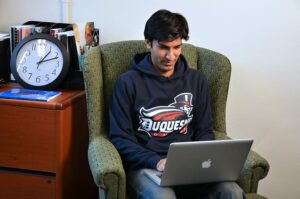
[109,9,245,199]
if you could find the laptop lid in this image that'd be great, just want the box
[152,139,253,186]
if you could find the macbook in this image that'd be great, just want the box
[144,139,253,186]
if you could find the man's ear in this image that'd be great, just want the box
[145,39,151,49]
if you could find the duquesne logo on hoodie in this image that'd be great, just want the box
[138,93,193,137]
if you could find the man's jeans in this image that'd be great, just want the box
[127,169,245,199]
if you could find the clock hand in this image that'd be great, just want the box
[37,47,52,68]
[36,56,58,64]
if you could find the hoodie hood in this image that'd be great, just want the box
[131,52,189,80]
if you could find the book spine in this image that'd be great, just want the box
[9,27,14,53]
[15,28,21,48]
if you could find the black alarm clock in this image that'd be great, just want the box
[10,34,70,90]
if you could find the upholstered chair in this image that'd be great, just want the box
[82,40,270,199]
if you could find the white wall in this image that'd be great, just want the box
[0,0,61,28]
[1,0,300,198]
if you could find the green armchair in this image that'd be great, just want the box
[82,40,270,199]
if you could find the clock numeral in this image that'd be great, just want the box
[45,74,50,81]
[36,76,41,83]
[56,61,59,68]
[52,69,56,76]
[38,42,47,49]
[28,73,32,80]
[25,50,31,56]
[22,66,27,73]
[32,44,36,51]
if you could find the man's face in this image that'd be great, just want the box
[148,37,182,77]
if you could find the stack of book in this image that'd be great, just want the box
[9,21,100,89]
[10,24,35,53]
[9,21,100,71]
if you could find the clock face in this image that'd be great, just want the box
[16,39,63,86]
[11,34,70,90]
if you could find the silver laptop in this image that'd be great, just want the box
[144,139,253,186]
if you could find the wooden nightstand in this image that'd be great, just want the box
[0,84,97,199]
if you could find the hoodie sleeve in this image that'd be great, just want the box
[192,74,215,141]
[109,76,161,170]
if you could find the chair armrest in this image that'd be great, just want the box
[88,135,126,199]
[214,130,230,140]
[84,47,127,199]
[237,150,270,193]
[214,130,270,193]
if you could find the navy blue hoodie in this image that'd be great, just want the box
[109,52,214,170]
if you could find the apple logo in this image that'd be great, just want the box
[201,159,212,168]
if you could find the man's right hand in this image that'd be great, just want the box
[156,158,167,171]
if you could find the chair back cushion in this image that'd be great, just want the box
[97,40,230,134]
[100,40,199,105]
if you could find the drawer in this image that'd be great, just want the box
[0,105,57,172]
[0,170,55,199]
